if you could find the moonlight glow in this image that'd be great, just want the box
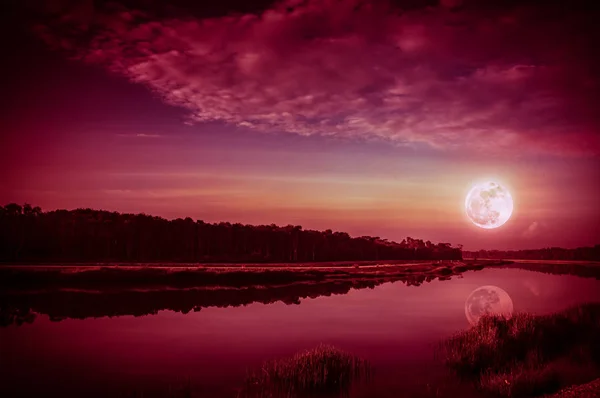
[465,181,514,229]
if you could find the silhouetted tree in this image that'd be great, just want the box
[0,203,463,263]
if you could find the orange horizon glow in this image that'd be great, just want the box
[3,128,599,251]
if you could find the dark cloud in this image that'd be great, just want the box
[31,0,600,155]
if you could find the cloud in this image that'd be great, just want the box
[34,0,600,155]
[115,133,162,138]
[522,221,541,238]
[439,0,463,8]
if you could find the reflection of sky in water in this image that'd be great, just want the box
[1,267,600,397]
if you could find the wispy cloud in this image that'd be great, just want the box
[36,0,600,155]
[115,133,163,138]
[522,221,543,238]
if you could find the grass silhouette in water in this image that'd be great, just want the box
[438,303,600,397]
[240,345,371,398]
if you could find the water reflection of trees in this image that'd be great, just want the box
[0,274,449,327]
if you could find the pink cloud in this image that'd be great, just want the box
[522,221,540,239]
[35,0,600,155]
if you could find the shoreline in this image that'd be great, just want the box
[2,258,598,269]
[0,259,468,268]
[0,260,508,290]
[9,258,600,292]
[0,260,506,326]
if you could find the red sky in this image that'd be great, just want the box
[1,0,599,250]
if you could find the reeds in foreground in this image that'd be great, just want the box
[239,344,371,398]
[437,303,600,397]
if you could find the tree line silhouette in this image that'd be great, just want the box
[0,203,462,263]
[463,246,600,261]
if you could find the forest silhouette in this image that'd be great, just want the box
[1,203,598,264]
[463,246,600,261]
[0,203,462,263]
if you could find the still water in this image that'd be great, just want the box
[2,266,600,397]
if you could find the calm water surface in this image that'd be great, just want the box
[2,267,600,397]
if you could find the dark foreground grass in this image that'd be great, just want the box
[548,377,600,397]
[239,345,371,398]
[437,303,600,397]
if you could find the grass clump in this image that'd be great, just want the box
[437,303,600,397]
[478,361,561,397]
[240,344,370,398]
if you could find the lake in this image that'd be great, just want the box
[2,265,600,397]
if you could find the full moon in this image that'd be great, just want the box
[465,285,514,326]
[465,181,513,229]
